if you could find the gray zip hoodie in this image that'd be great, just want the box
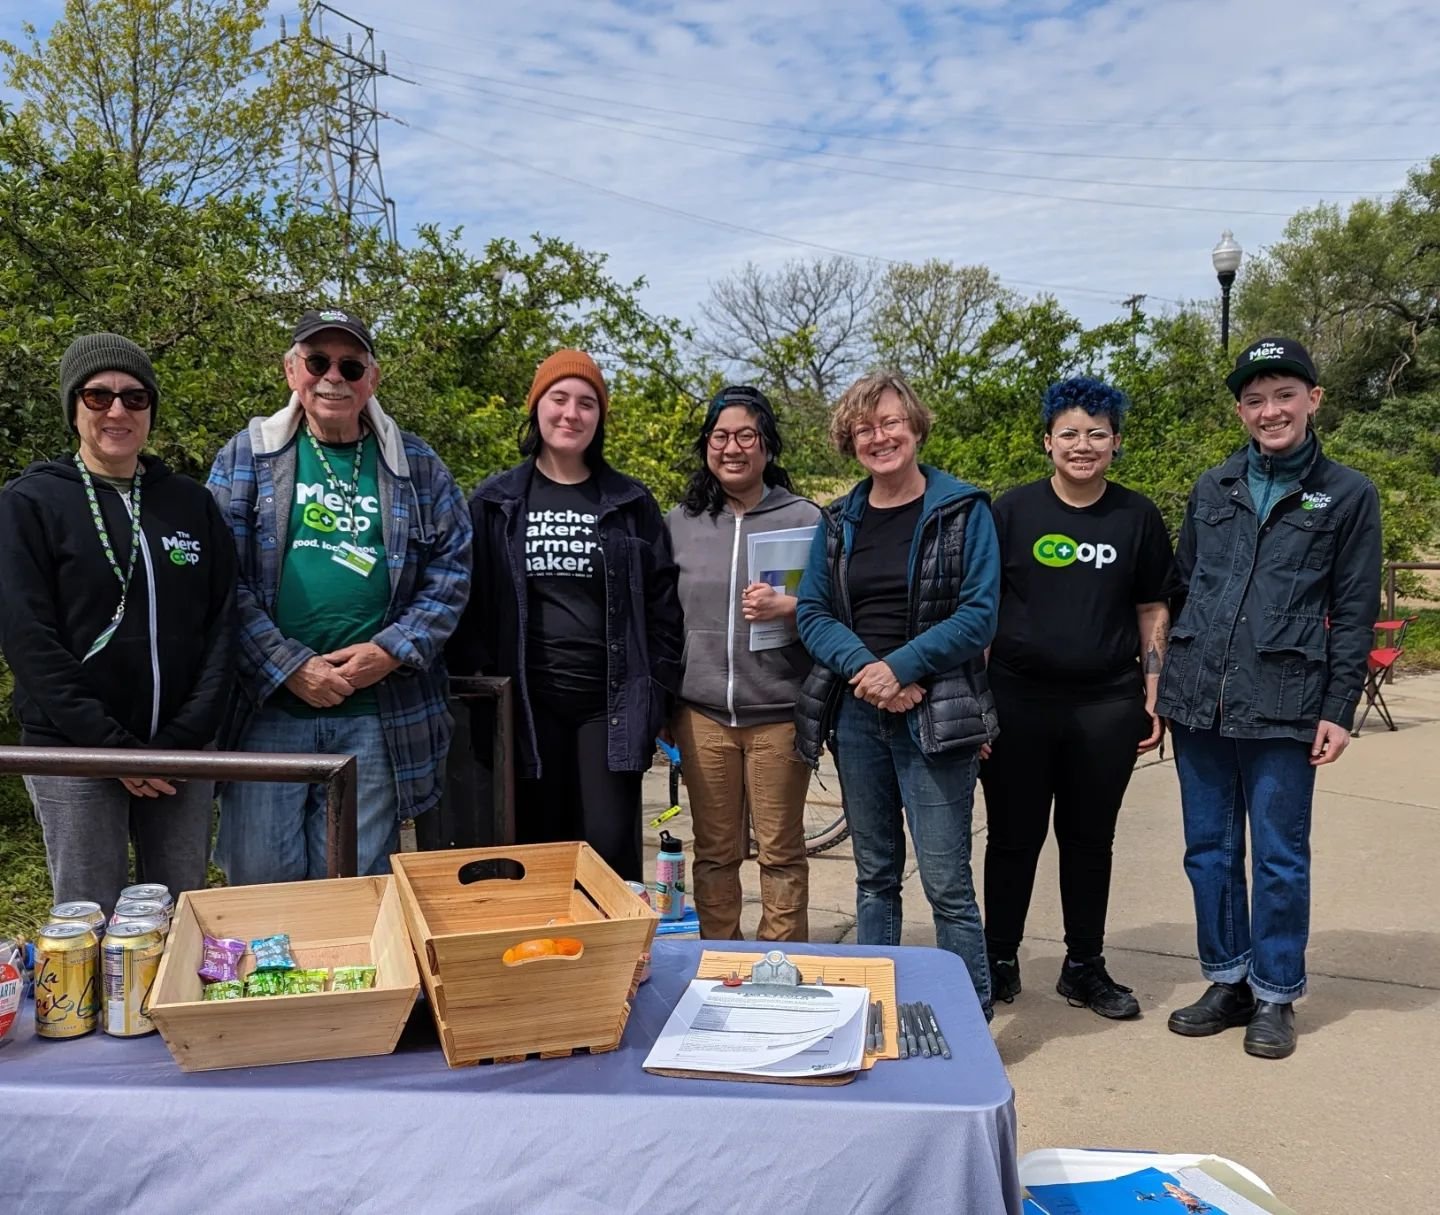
[665,487,820,727]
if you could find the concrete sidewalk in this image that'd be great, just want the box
[641,674,1440,1212]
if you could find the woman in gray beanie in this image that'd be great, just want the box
[0,334,237,916]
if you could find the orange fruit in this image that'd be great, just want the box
[553,938,584,957]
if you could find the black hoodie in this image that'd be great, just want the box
[0,454,236,749]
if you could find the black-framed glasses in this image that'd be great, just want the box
[708,427,760,451]
[79,387,153,412]
[303,353,369,382]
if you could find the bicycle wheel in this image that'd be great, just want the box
[745,784,850,857]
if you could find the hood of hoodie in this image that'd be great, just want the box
[665,484,820,726]
[14,451,174,491]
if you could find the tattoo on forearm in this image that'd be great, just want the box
[1144,644,1163,675]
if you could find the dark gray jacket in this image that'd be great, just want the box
[664,487,819,728]
[1156,437,1382,741]
[794,468,1001,765]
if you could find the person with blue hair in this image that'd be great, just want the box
[979,375,1176,1020]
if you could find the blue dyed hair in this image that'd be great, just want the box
[1041,376,1130,434]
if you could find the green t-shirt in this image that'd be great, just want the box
[272,429,390,716]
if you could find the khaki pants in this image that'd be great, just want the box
[672,705,811,942]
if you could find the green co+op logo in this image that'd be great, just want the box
[302,502,340,534]
[1032,533,1117,570]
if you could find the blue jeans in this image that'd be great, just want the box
[833,697,992,1015]
[1173,726,1316,1004]
[215,706,401,885]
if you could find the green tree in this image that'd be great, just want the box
[1,0,330,205]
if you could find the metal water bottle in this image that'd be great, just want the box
[654,831,687,921]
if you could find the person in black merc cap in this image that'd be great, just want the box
[1155,334,1382,1062]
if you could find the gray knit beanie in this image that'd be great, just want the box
[58,333,160,432]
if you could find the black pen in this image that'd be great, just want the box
[922,1002,952,1060]
[897,1004,910,1058]
[902,1003,919,1057]
[918,1001,940,1057]
[914,1003,932,1057]
[867,1000,879,1052]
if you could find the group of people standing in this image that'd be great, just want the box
[0,312,1380,1063]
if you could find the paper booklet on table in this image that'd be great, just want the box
[1025,1163,1286,1215]
[643,979,868,1082]
[745,525,817,651]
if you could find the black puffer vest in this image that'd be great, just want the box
[795,496,999,765]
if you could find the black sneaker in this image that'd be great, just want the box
[1056,956,1140,1019]
[989,956,1021,1004]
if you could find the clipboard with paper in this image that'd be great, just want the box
[745,525,817,652]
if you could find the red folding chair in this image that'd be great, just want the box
[1355,617,1418,733]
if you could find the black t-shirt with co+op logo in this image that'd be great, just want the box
[989,478,1176,700]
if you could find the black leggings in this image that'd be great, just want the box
[979,685,1149,961]
[516,688,645,882]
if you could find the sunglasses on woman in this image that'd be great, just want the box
[302,353,369,382]
[79,387,153,412]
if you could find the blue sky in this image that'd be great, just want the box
[4,0,1438,330]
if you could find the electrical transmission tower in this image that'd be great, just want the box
[283,2,405,248]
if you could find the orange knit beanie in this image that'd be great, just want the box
[526,349,609,416]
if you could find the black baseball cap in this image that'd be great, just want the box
[1226,336,1317,398]
[292,308,375,354]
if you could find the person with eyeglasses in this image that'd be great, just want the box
[450,350,682,881]
[978,377,1176,1022]
[794,369,1000,1019]
[663,386,819,941]
[207,308,473,883]
[0,334,237,915]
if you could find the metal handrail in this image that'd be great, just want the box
[1384,562,1440,620]
[0,747,358,878]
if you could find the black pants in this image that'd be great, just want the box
[979,684,1149,961]
[516,687,645,882]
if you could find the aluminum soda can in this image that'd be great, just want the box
[112,900,171,934]
[118,885,173,920]
[34,921,101,1039]
[624,880,652,908]
[49,900,107,937]
[0,937,22,1047]
[102,921,164,1037]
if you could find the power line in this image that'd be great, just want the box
[399,73,1294,219]
[381,51,1423,166]
[401,119,1186,307]
[338,10,1429,134]
[400,63,1385,203]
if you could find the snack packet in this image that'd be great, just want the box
[244,970,286,998]
[281,969,328,995]
[250,933,296,972]
[331,965,377,991]
[198,936,247,983]
[202,980,244,1001]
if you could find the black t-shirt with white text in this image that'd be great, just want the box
[847,497,924,660]
[989,478,1175,700]
[524,471,606,700]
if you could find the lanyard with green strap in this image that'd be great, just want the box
[73,453,143,661]
[305,425,364,530]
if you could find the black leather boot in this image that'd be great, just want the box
[1243,1001,1297,1059]
[1167,981,1256,1037]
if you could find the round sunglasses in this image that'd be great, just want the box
[302,353,369,382]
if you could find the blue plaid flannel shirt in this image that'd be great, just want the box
[207,400,473,818]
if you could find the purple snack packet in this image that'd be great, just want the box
[198,935,247,983]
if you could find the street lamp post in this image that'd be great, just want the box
[1211,230,1243,355]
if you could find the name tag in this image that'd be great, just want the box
[332,542,378,577]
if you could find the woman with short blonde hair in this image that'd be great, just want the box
[795,368,1000,1019]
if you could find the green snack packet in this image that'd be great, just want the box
[331,965,377,991]
[282,969,328,995]
[203,980,244,1001]
[244,970,285,998]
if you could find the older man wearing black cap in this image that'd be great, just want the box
[207,308,472,884]
[1156,336,1382,1059]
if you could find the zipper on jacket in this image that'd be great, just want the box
[119,491,162,740]
[725,512,743,727]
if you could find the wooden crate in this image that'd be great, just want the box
[147,875,420,1072]
[391,842,657,1067]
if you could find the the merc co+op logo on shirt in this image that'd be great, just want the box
[161,531,201,566]
[1032,533,1118,570]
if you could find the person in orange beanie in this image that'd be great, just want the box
[450,349,682,880]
